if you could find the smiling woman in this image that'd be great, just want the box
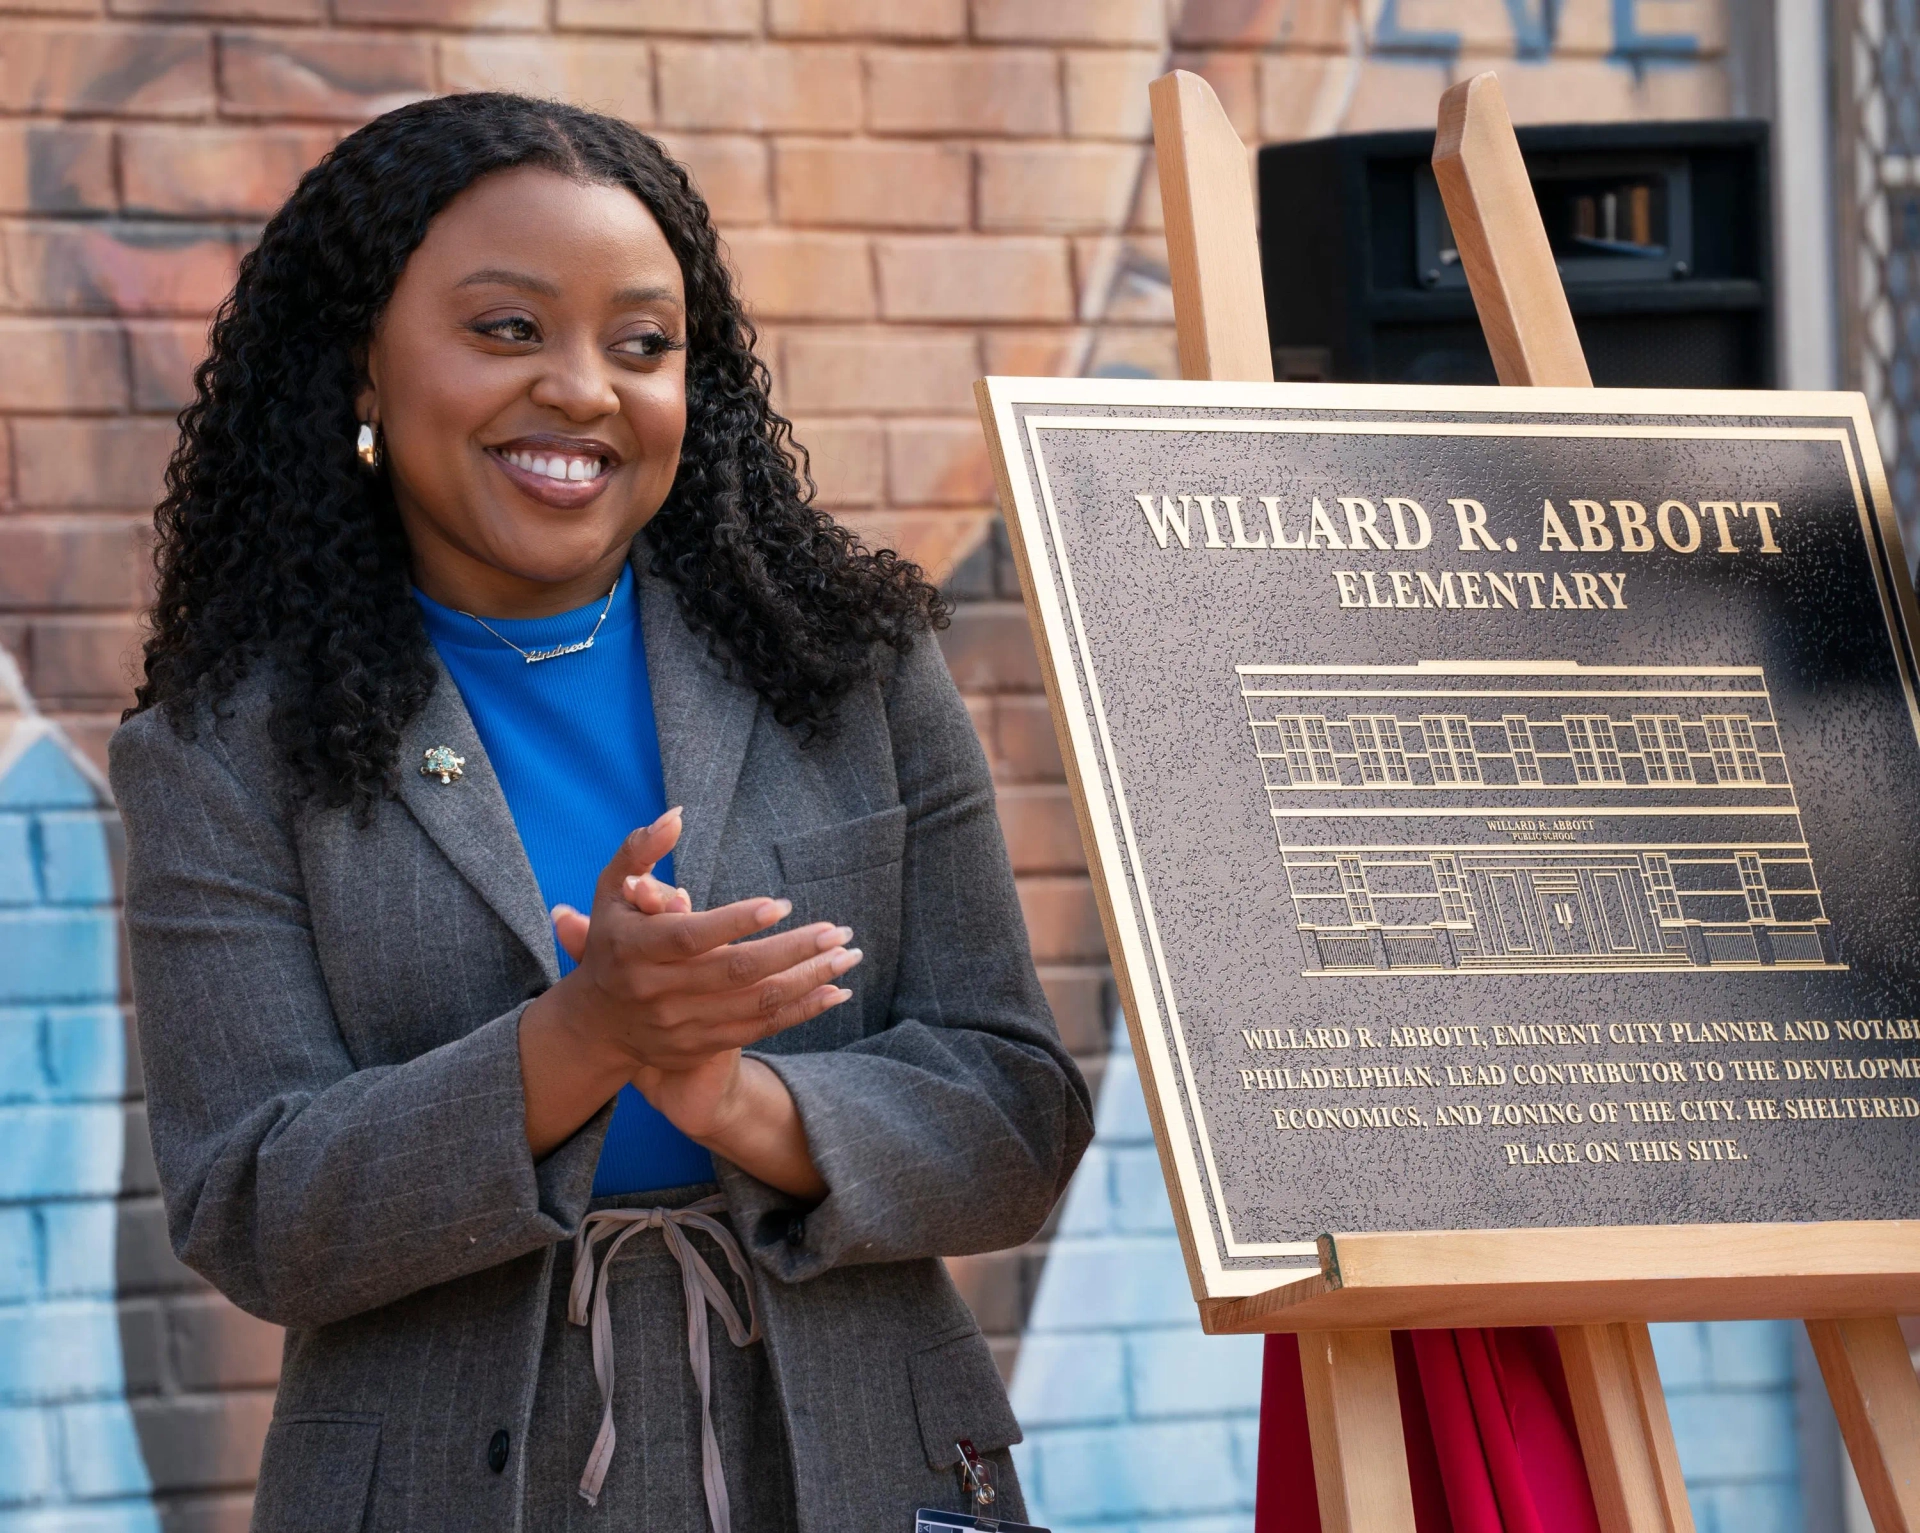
[107,94,1091,1533]
[361,169,689,613]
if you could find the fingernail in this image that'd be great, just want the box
[833,988,853,1003]
[818,925,853,949]
[759,898,792,922]
[832,948,863,974]
[623,875,642,893]
[551,904,576,920]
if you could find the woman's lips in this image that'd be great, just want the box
[487,447,615,509]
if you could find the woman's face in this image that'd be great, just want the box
[359,165,688,617]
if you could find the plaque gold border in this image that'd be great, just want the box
[976,376,1920,1313]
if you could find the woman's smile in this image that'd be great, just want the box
[488,433,621,508]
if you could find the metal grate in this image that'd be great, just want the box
[1840,0,1920,552]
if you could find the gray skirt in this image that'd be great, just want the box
[524,1184,800,1532]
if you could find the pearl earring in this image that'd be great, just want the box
[356,422,379,469]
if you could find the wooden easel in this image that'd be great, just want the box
[1146,67,1920,1533]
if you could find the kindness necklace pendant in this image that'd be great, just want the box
[457,577,619,664]
[520,636,595,664]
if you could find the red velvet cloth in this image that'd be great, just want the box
[1254,1329,1602,1533]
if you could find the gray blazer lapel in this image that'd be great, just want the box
[638,557,759,910]
[397,651,560,983]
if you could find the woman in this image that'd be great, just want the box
[110,92,1092,1533]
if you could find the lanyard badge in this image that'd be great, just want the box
[912,1440,1052,1533]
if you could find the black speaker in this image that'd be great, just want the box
[1257,120,1772,388]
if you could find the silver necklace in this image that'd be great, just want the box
[456,578,619,664]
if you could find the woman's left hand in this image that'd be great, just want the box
[554,880,828,1201]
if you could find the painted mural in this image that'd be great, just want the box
[0,1,1852,1527]
[0,650,160,1529]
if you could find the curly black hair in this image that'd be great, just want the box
[132,91,946,813]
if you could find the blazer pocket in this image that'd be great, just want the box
[775,804,907,886]
[249,1413,381,1533]
[907,1326,1023,1471]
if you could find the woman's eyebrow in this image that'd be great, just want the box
[453,271,680,309]
[456,267,559,296]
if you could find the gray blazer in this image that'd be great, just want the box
[109,553,1094,1533]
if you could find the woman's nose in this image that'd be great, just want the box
[529,338,621,422]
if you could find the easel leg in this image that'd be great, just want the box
[1807,1316,1920,1532]
[1296,1328,1417,1533]
[1554,1323,1695,1533]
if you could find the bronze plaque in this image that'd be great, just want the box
[978,378,1920,1301]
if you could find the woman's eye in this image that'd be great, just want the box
[475,316,538,344]
[614,331,682,361]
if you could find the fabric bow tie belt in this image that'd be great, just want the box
[567,1195,762,1532]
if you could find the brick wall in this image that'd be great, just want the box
[0,0,1738,768]
[0,1,1741,1525]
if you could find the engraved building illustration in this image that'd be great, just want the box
[1238,661,1840,974]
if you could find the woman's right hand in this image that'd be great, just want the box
[517,808,859,1159]
[544,806,859,1072]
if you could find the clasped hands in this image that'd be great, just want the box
[518,806,848,1197]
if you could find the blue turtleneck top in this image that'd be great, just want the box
[414,565,716,1196]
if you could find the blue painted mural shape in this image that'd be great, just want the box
[1012,1024,1265,1533]
[1010,1016,1809,1533]
[0,688,160,1531]
[1651,1320,1806,1533]
[1365,0,1701,61]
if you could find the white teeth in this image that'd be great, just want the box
[501,449,605,483]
